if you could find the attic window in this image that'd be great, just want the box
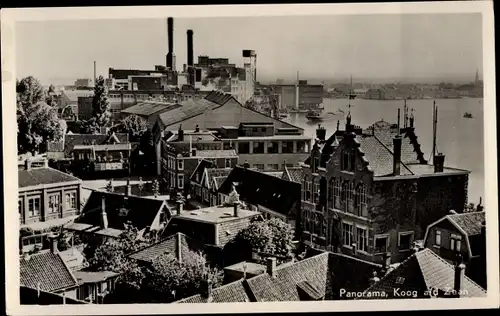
[395,277,405,285]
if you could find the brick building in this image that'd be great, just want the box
[19,158,83,252]
[189,161,233,207]
[300,112,470,264]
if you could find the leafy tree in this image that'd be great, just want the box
[118,115,148,141]
[142,250,223,303]
[17,76,66,155]
[105,179,114,193]
[232,218,295,263]
[91,75,111,129]
[152,178,160,198]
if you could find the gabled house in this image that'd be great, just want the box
[175,250,381,303]
[189,160,233,207]
[218,166,301,232]
[423,211,486,289]
[300,112,470,264]
[47,132,132,177]
[361,248,486,299]
[65,190,172,240]
[128,232,204,266]
[18,157,83,253]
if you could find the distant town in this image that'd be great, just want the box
[16,16,486,306]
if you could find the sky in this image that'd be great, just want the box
[15,13,483,85]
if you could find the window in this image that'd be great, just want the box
[253,142,265,154]
[65,192,77,209]
[374,235,389,254]
[450,234,462,252]
[267,142,279,154]
[356,226,368,252]
[306,181,312,201]
[238,142,250,154]
[313,183,320,204]
[341,151,355,172]
[347,182,354,203]
[254,164,265,170]
[333,179,341,208]
[282,141,294,154]
[28,196,41,217]
[177,159,184,170]
[359,184,367,207]
[178,174,184,189]
[435,230,442,246]
[225,158,231,168]
[328,179,334,206]
[342,222,353,246]
[398,232,414,250]
[296,141,306,153]
[48,194,60,213]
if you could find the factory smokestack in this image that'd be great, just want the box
[166,17,175,70]
[187,29,194,85]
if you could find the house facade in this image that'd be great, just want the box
[300,114,470,264]
[19,158,83,252]
[189,161,233,207]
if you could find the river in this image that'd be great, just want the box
[282,97,485,204]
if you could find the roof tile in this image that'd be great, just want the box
[448,211,485,236]
[18,167,81,189]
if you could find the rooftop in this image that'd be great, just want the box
[283,166,304,183]
[18,166,81,189]
[191,149,237,159]
[232,135,311,141]
[61,90,94,103]
[447,211,486,236]
[363,248,486,298]
[176,205,260,224]
[20,250,78,293]
[20,286,88,305]
[224,261,266,274]
[121,101,177,117]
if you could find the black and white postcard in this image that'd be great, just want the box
[2,1,498,314]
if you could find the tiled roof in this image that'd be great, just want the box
[448,211,485,236]
[204,90,235,105]
[297,280,323,300]
[218,166,301,217]
[262,171,285,179]
[20,251,78,292]
[195,150,237,158]
[61,90,93,103]
[175,279,251,303]
[18,167,81,188]
[175,205,260,224]
[363,248,487,298]
[190,160,216,183]
[75,191,169,232]
[73,270,120,283]
[121,101,176,117]
[128,232,203,263]
[158,98,221,128]
[372,127,423,165]
[20,286,88,305]
[205,168,233,190]
[356,135,413,177]
[283,166,303,183]
[48,133,129,156]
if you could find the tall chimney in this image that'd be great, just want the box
[233,201,240,217]
[187,30,194,85]
[176,200,184,215]
[101,195,108,229]
[316,124,326,141]
[267,257,277,278]
[126,178,131,196]
[206,279,213,303]
[166,17,174,70]
[434,153,445,173]
[49,233,59,254]
[454,261,466,296]
[393,135,402,175]
[24,159,32,171]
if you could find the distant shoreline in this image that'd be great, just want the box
[324,97,483,101]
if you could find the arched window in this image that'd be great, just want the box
[333,179,341,209]
[359,183,368,217]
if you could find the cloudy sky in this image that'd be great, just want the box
[15,13,483,85]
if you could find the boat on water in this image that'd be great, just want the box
[306,110,341,122]
[278,109,289,118]
[463,112,473,119]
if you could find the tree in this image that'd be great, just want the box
[118,115,147,141]
[105,179,114,193]
[17,76,66,155]
[46,84,58,107]
[232,218,295,263]
[91,75,111,130]
[142,250,223,303]
[152,179,160,198]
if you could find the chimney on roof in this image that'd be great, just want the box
[382,252,391,271]
[24,158,32,171]
[195,124,200,133]
[206,279,213,303]
[176,233,182,263]
[178,124,184,142]
[176,200,184,215]
[48,233,59,254]
[101,195,108,229]
[369,271,380,286]
[166,17,175,70]
[242,262,248,279]
[37,282,41,298]
[336,120,340,131]
[316,124,326,141]
[454,255,466,297]
[267,257,277,278]
[243,161,250,169]
[449,209,457,215]
[187,30,194,86]
[126,178,132,196]
[393,135,402,176]
[191,148,197,157]
[434,153,445,173]
[351,243,357,256]
[233,200,240,217]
